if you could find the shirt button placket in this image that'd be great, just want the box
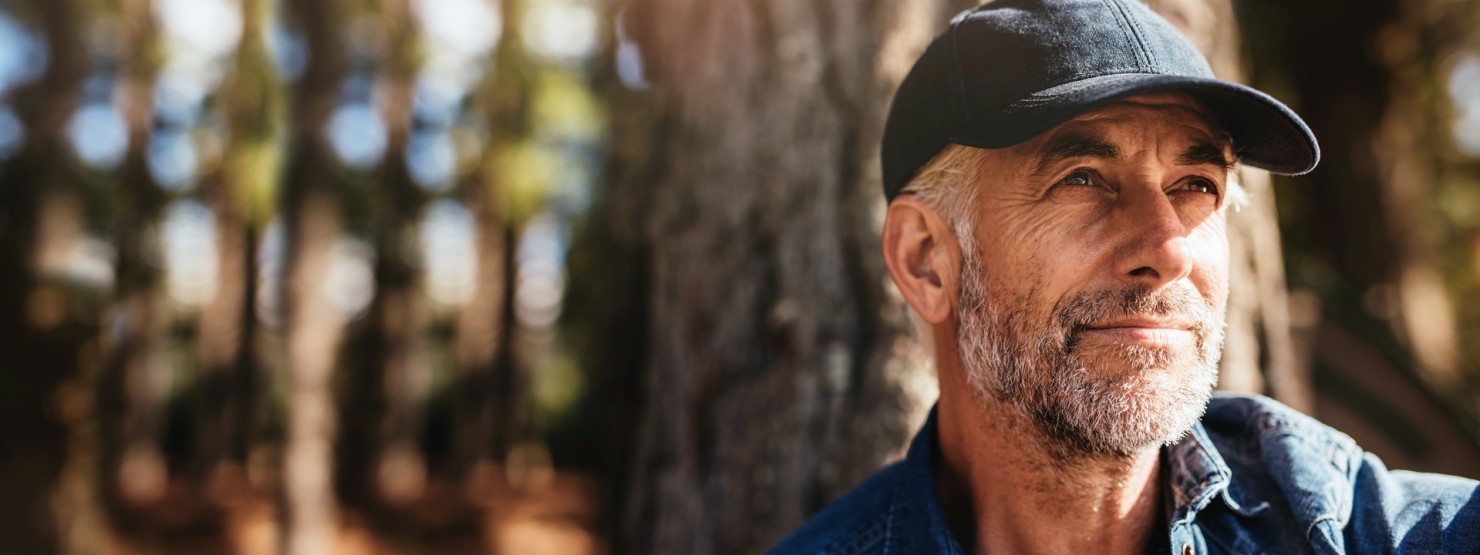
[1170,522,1198,555]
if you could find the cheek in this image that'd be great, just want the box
[980,217,1086,287]
[974,227,1101,323]
[1188,224,1231,310]
[989,207,1102,268]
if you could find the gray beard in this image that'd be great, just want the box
[955,250,1223,459]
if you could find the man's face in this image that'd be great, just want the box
[954,92,1232,457]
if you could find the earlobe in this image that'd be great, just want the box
[882,198,959,325]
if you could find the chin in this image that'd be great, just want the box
[1077,342,1193,378]
[1035,351,1219,458]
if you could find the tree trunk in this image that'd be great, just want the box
[184,5,280,551]
[281,0,350,552]
[192,0,277,487]
[453,0,527,476]
[0,1,91,552]
[613,1,949,552]
[98,0,172,526]
[335,0,433,517]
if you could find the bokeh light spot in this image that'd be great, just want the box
[67,103,129,168]
[148,130,199,191]
[325,102,388,169]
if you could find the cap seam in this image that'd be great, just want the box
[1105,0,1155,71]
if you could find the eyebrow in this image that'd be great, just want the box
[1029,133,1120,178]
[1029,133,1236,178]
[1176,140,1235,170]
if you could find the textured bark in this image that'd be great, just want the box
[615,1,947,552]
[1142,0,1306,408]
[281,0,350,552]
[0,1,90,552]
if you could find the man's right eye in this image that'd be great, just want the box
[1058,170,1093,187]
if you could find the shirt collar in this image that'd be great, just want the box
[892,407,967,554]
[1165,420,1242,522]
[892,405,1240,550]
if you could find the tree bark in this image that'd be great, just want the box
[613,1,949,552]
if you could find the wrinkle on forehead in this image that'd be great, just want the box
[1065,92,1227,144]
[964,92,1235,206]
[1017,93,1233,174]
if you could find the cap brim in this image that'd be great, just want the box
[949,73,1319,175]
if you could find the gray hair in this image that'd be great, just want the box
[895,144,991,253]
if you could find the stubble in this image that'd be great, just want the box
[955,249,1224,459]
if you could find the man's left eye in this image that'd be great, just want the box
[1184,178,1217,194]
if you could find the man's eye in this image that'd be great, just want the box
[1058,171,1093,187]
[1185,178,1217,194]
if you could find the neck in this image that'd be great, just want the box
[933,343,1166,555]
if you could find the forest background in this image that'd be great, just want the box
[2,0,1480,553]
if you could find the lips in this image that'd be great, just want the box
[1086,316,1194,331]
[1077,316,1197,347]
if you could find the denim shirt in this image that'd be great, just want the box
[771,393,1480,554]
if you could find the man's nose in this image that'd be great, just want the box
[1114,191,1193,288]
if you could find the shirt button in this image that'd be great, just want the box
[1181,543,1194,555]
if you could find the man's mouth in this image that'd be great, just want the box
[1077,317,1196,347]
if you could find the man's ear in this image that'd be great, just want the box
[882,197,961,325]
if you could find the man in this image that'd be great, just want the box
[772,0,1480,554]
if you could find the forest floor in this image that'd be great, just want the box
[104,463,606,555]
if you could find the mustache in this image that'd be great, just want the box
[1055,284,1219,342]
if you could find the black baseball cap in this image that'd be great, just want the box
[881,0,1319,199]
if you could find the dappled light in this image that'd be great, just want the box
[0,0,1478,554]
[1450,52,1480,156]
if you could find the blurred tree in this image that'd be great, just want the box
[453,0,525,477]
[604,0,958,552]
[280,0,351,551]
[0,0,94,553]
[1240,0,1480,475]
[1245,0,1462,382]
[96,0,176,531]
[335,0,433,520]
[189,0,279,487]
